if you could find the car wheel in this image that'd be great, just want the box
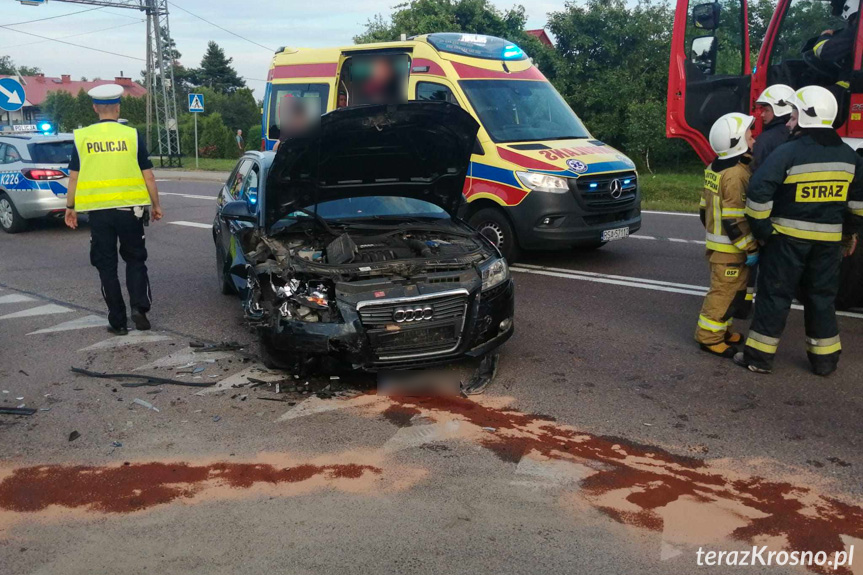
[0,193,28,234]
[215,244,236,295]
[469,208,521,263]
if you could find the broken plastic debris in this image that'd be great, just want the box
[68,431,80,442]
[132,398,160,412]
[212,415,221,422]
[193,367,205,374]
[461,353,500,396]
[112,441,123,448]
[0,407,36,416]
[482,427,496,432]
[15,397,23,401]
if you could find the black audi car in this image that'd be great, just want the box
[213,102,514,371]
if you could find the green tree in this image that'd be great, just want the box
[0,55,41,76]
[73,89,98,128]
[246,124,262,151]
[196,41,245,93]
[42,91,77,132]
[198,112,231,157]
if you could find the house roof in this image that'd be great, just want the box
[526,29,554,48]
[0,74,147,107]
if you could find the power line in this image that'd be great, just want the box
[167,1,274,52]
[0,25,144,61]
[0,5,104,27]
[0,19,144,51]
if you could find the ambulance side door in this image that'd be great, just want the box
[667,0,751,163]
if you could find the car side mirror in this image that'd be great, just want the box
[690,36,718,76]
[691,2,720,31]
[221,199,256,223]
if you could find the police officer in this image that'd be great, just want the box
[752,84,794,171]
[695,113,759,357]
[736,86,863,375]
[64,84,163,336]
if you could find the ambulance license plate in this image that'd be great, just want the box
[601,227,629,242]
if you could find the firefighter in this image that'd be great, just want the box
[736,86,863,375]
[64,84,163,336]
[808,0,859,124]
[752,84,794,171]
[695,113,759,357]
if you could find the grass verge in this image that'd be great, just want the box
[639,171,702,213]
[151,157,238,172]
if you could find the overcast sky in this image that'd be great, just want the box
[1,0,560,98]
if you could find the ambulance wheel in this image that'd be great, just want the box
[0,193,27,234]
[215,245,236,295]
[469,208,520,263]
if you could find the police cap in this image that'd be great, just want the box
[88,84,124,105]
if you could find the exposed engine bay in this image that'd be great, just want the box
[240,225,491,326]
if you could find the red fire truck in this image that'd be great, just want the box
[667,0,863,309]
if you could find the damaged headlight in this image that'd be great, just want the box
[516,172,569,193]
[480,258,509,291]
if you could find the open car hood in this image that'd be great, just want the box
[264,102,479,231]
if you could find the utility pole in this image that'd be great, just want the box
[17,0,182,167]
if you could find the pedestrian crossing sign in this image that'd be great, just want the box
[188,93,204,113]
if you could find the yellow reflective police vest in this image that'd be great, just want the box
[73,122,150,212]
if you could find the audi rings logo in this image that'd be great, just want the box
[393,305,434,323]
[609,179,623,199]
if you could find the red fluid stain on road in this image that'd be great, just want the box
[391,396,863,575]
[0,462,380,514]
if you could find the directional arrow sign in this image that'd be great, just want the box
[188,93,204,113]
[0,78,26,112]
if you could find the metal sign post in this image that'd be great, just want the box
[188,93,204,169]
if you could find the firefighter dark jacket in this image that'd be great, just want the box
[700,155,757,263]
[745,133,863,243]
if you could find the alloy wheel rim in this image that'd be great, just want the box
[0,199,13,229]
[478,222,505,248]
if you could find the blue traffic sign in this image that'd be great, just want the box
[188,93,204,113]
[0,78,26,113]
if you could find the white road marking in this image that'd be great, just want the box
[0,294,36,305]
[78,331,172,351]
[29,314,107,335]
[631,235,657,240]
[0,304,73,321]
[632,234,704,245]
[381,419,467,453]
[161,192,217,201]
[168,220,212,229]
[643,210,699,217]
[276,393,386,422]
[134,347,235,371]
[512,455,593,489]
[195,364,284,395]
[511,264,863,319]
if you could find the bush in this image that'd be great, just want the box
[246,124,262,151]
[198,112,231,158]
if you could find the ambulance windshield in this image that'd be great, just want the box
[459,80,590,143]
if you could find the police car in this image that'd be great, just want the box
[0,129,73,233]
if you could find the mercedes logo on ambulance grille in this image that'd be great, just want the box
[393,305,434,323]
[609,179,623,199]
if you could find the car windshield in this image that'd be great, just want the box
[275,196,447,228]
[459,80,591,143]
[28,141,74,164]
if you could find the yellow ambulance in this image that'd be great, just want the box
[262,33,641,261]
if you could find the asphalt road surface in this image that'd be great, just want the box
[1,178,862,575]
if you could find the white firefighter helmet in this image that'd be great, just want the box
[793,85,838,129]
[755,84,795,117]
[841,0,860,20]
[708,113,755,159]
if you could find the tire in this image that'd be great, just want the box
[215,244,236,295]
[0,193,28,234]
[468,208,521,263]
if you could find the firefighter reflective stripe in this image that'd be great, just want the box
[745,286,754,301]
[785,162,855,179]
[732,234,755,250]
[806,335,841,355]
[771,217,843,242]
[721,207,745,217]
[745,199,773,219]
[706,232,741,253]
[746,330,780,354]
[699,197,707,208]
[712,195,722,236]
[849,200,863,216]
[73,122,149,213]
[698,315,727,332]
[814,39,828,58]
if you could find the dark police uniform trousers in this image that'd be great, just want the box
[88,208,151,329]
[744,132,863,371]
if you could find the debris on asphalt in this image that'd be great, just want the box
[112,441,123,448]
[190,341,245,352]
[132,398,160,412]
[15,397,23,401]
[212,415,221,422]
[68,431,80,442]
[71,366,216,388]
[193,366,205,374]
[0,407,37,416]
[16,403,26,409]
[461,353,500,396]
[482,427,497,432]
[258,397,295,404]
[19,370,29,376]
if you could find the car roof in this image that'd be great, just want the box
[0,133,73,143]
[242,150,275,168]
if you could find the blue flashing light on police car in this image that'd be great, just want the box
[39,122,52,134]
